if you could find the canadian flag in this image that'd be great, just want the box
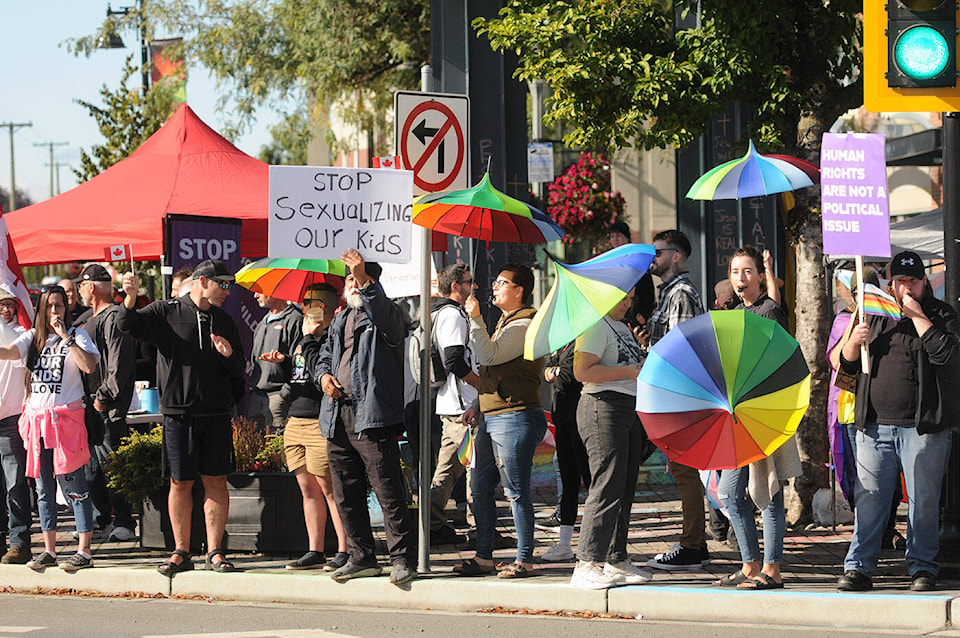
[105,244,132,261]
[373,156,405,170]
[0,213,34,328]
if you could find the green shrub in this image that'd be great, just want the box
[104,424,165,504]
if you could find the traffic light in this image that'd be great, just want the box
[887,0,957,88]
[864,0,960,112]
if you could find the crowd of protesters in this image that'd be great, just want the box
[0,226,953,595]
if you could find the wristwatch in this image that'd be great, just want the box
[64,336,77,348]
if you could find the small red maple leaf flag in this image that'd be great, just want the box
[373,156,405,170]
[105,244,132,261]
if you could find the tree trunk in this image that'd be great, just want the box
[783,215,831,526]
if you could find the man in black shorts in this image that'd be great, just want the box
[119,259,245,576]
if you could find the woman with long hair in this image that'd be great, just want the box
[0,286,99,571]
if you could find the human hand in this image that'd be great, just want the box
[848,322,870,347]
[320,373,343,399]
[464,294,480,318]
[259,350,285,364]
[634,325,650,347]
[544,366,558,383]
[462,406,479,427]
[623,361,642,380]
[211,334,233,357]
[763,249,774,274]
[341,248,369,288]
[900,292,925,319]
[122,272,139,309]
[50,315,69,340]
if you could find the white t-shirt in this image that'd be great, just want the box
[14,327,99,410]
[576,318,643,396]
[0,321,26,421]
[434,304,478,416]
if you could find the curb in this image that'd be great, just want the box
[1,564,956,632]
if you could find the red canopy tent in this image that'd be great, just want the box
[7,104,268,266]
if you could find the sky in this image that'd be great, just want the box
[1,1,276,206]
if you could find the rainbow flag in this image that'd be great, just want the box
[457,427,475,468]
[862,283,901,320]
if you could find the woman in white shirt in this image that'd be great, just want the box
[0,286,99,572]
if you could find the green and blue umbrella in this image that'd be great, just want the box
[636,310,810,470]
[686,141,815,200]
[524,244,656,360]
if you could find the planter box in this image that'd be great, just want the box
[140,472,336,554]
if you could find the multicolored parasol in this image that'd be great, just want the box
[686,141,815,200]
[524,244,656,360]
[636,310,810,470]
[412,172,563,243]
[235,257,347,303]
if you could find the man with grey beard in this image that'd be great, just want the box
[316,248,416,586]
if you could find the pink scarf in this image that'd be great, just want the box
[18,400,89,478]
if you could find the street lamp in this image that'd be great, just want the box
[96,1,150,96]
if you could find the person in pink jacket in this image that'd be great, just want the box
[0,286,99,572]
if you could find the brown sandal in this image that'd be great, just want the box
[497,562,536,579]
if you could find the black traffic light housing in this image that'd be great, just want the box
[887,0,958,88]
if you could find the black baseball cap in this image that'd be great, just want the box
[889,251,925,280]
[608,221,631,239]
[72,264,112,283]
[193,259,235,282]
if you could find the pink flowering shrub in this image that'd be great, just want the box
[546,152,626,244]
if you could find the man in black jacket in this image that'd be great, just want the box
[76,264,137,541]
[837,251,960,593]
[248,294,302,433]
[119,259,245,576]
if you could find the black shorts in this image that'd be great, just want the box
[162,414,235,480]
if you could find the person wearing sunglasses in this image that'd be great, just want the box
[118,259,245,577]
[456,263,547,579]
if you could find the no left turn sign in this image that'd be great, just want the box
[395,91,470,195]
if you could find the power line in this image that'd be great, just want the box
[34,141,69,198]
[0,121,33,213]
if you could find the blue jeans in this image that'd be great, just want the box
[471,408,547,564]
[35,445,93,534]
[844,423,951,577]
[0,415,31,547]
[718,466,785,564]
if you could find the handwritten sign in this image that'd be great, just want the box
[821,133,890,258]
[269,166,414,263]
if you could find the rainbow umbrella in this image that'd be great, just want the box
[413,172,563,243]
[686,141,815,200]
[524,244,656,360]
[636,310,810,470]
[767,154,820,184]
[235,257,347,303]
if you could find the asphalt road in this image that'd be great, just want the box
[0,593,924,638]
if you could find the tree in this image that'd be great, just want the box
[74,57,182,180]
[0,187,33,214]
[71,0,430,156]
[477,0,863,524]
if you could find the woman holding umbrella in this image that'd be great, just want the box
[716,246,801,590]
[569,289,654,589]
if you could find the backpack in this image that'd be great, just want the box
[407,309,447,390]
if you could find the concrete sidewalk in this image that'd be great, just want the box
[1,482,957,634]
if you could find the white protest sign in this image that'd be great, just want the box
[269,166,414,263]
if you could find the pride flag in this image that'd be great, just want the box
[457,427,475,469]
[862,283,901,320]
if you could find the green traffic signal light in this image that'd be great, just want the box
[886,0,958,88]
[894,25,952,80]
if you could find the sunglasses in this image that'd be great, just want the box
[492,278,518,289]
[655,248,678,258]
[211,279,231,290]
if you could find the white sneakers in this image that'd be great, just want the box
[539,543,576,563]
[570,560,653,590]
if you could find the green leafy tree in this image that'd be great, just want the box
[477,0,863,524]
[74,57,182,181]
[72,0,430,156]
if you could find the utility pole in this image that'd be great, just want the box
[1,121,33,212]
[45,161,69,195]
[35,141,68,198]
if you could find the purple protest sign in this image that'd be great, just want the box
[821,133,891,258]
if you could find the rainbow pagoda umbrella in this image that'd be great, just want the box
[413,172,563,243]
[636,310,810,470]
[524,244,656,360]
[686,141,815,200]
[235,257,347,303]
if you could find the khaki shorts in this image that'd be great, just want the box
[283,416,330,476]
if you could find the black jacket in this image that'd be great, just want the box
[841,295,960,434]
[249,303,303,393]
[118,295,245,416]
[83,303,136,422]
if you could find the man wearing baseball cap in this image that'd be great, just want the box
[75,264,138,542]
[118,259,245,576]
[837,250,960,593]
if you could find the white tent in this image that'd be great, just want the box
[890,208,943,260]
